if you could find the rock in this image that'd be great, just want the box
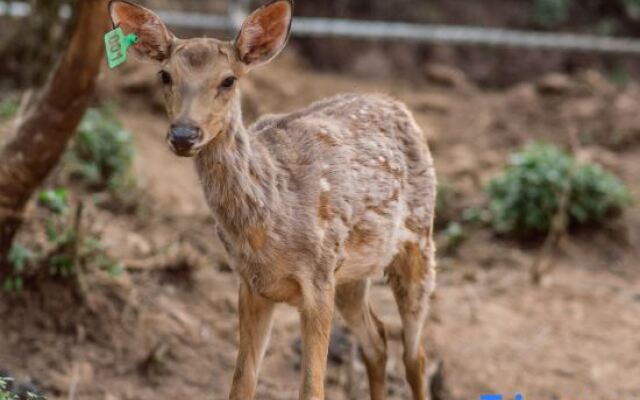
[127,232,152,257]
[424,63,471,89]
[506,82,537,103]
[537,73,574,95]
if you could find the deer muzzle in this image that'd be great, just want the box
[168,123,202,157]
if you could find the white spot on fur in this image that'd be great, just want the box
[320,178,331,192]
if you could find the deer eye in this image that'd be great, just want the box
[220,76,236,89]
[159,70,172,86]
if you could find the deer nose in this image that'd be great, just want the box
[169,124,201,143]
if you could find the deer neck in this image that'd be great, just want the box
[194,95,276,239]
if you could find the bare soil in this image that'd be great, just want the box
[1,51,639,400]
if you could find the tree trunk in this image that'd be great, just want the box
[0,0,109,277]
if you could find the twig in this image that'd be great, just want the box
[70,201,89,297]
[67,362,79,400]
[69,200,84,266]
[530,128,580,284]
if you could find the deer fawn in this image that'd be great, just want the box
[109,1,436,399]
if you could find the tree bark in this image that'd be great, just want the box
[0,0,109,277]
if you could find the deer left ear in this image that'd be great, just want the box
[234,0,293,69]
[108,0,174,62]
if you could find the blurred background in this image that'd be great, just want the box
[0,1,638,399]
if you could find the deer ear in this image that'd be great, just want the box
[235,0,293,68]
[108,0,174,62]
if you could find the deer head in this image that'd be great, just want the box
[108,0,293,157]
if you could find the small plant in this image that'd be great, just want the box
[0,376,44,400]
[36,188,77,276]
[3,244,34,292]
[84,238,124,277]
[487,143,631,236]
[3,187,124,292]
[534,0,571,27]
[65,107,134,191]
[441,221,468,254]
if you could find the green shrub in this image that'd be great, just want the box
[65,107,134,191]
[534,0,571,27]
[487,143,631,236]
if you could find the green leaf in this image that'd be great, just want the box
[8,243,34,273]
[38,188,69,215]
[107,262,124,277]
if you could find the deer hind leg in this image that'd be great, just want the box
[336,279,388,400]
[386,239,436,400]
[229,282,276,400]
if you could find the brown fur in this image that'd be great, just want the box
[109,1,437,399]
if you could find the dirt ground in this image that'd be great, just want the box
[1,49,640,400]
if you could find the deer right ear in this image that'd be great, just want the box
[108,0,174,62]
[234,0,293,69]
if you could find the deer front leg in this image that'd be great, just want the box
[229,282,275,400]
[299,281,335,400]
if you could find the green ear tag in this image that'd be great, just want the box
[104,27,138,69]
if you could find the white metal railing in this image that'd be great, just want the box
[3,1,640,55]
